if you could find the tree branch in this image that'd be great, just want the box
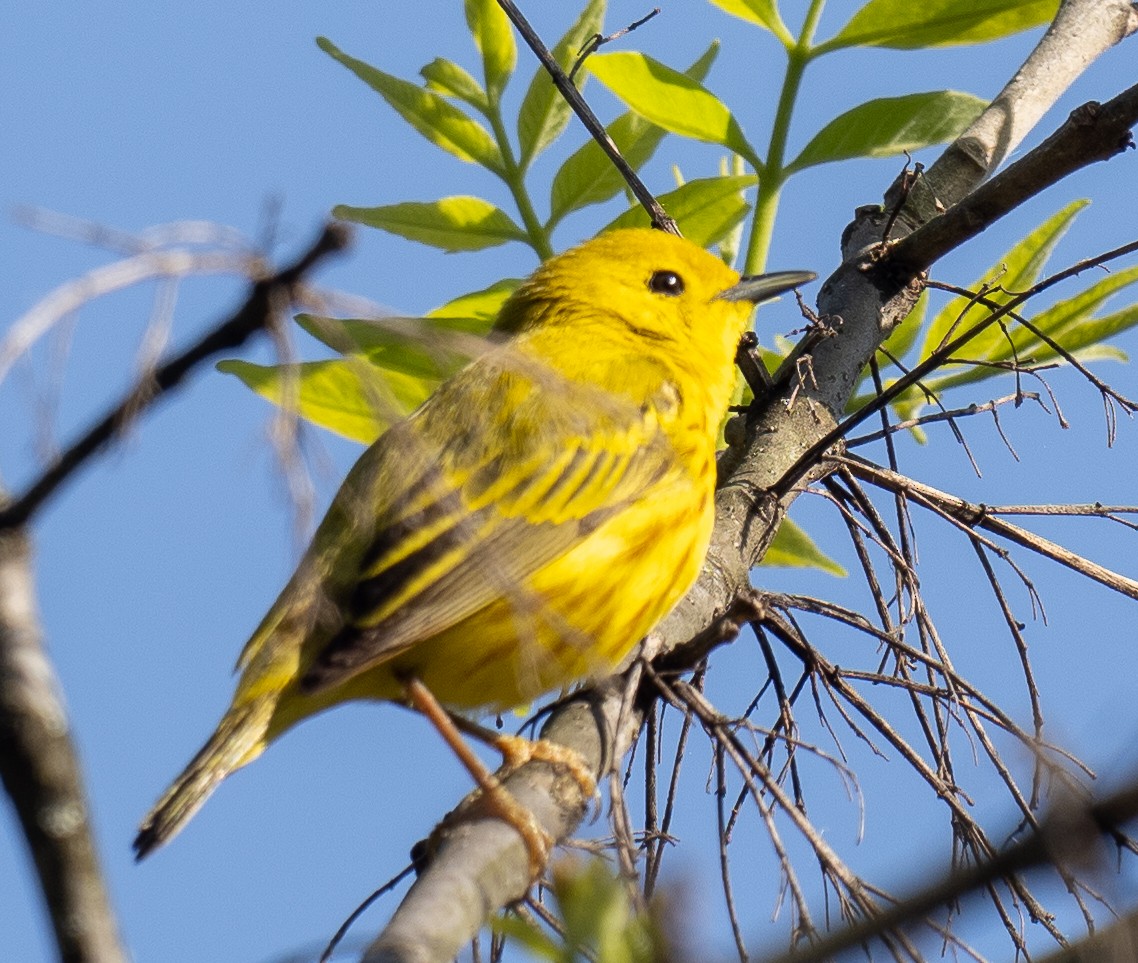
[0,222,350,963]
[0,221,351,530]
[760,778,1138,963]
[843,455,1138,601]
[0,521,126,963]
[364,1,1138,958]
[493,0,678,234]
[891,0,1138,233]
[890,81,1138,274]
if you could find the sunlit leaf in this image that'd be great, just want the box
[924,265,1138,396]
[334,196,526,252]
[548,42,718,225]
[602,175,755,249]
[296,314,479,381]
[464,0,516,101]
[822,0,1059,51]
[516,0,606,168]
[708,0,792,43]
[545,859,663,963]
[490,914,560,961]
[217,357,431,443]
[318,37,504,174]
[420,57,489,113]
[587,51,758,165]
[427,278,521,324]
[922,200,1088,357]
[1033,303,1138,363]
[764,518,846,575]
[788,91,985,172]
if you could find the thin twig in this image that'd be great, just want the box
[774,240,1138,502]
[0,222,350,529]
[568,8,660,83]
[761,780,1138,963]
[319,865,416,963]
[845,455,1138,601]
[493,0,676,233]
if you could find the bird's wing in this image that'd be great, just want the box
[299,363,686,694]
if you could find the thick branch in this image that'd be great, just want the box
[363,694,611,962]
[364,2,1138,958]
[0,222,349,963]
[891,81,1138,274]
[894,0,1138,231]
[0,521,125,963]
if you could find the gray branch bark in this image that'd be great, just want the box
[365,1,1138,960]
[0,521,125,963]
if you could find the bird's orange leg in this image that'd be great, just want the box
[404,677,553,878]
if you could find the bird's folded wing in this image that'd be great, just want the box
[300,380,683,694]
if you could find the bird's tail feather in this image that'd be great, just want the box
[134,699,272,860]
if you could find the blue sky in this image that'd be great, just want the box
[4,2,1138,961]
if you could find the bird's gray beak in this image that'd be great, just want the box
[717,270,816,304]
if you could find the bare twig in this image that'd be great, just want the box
[493,0,677,234]
[845,456,1138,601]
[846,392,1044,446]
[762,779,1138,963]
[0,222,350,529]
[568,8,660,83]
[0,249,260,387]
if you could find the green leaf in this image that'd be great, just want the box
[334,196,527,252]
[708,0,792,43]
[788,91,985,172]
[824,0,1058,50]
[490,915,561,961]
[296,314,479,382]
[763,518,846,575]
[427,278,520,324]
[547,859,662,963]
[976,265,1138,372]
[218,357,431,444]
[464,0,516,101]
[1033,301,1138,363]
[318,37,504,173]
[587,51,758,165]
[919,264,1138,397]
[516,0,606,169]
[922,200,1088,357]
[420,57,489,113]
[602,175,756,249]
[548,42,718,226]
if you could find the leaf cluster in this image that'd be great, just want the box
[220,0,1138,586]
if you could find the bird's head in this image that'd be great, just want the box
[496,227,811,357]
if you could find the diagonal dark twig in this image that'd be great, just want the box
[0,222,350,530]
[493,0,676,234]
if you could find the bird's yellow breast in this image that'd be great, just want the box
[344,453,715,712]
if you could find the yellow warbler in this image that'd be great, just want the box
[134,228,812,857]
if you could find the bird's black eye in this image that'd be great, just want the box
[647,270,685,296]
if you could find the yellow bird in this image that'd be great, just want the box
[134,228,812,858]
